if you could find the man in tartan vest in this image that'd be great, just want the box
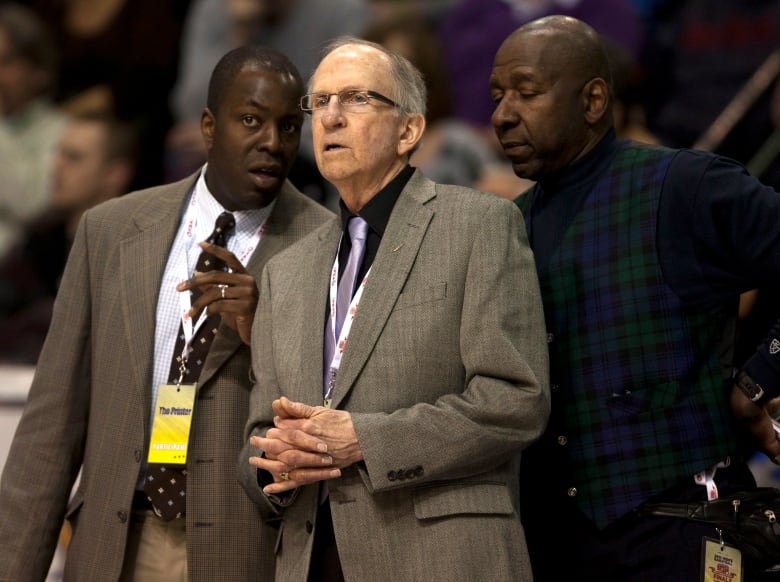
[491,14,780,581]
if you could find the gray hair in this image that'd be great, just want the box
[313,36,427,118]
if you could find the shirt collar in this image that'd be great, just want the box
[537,129,620,194]
[195,164,276,239]
[338,165,415,235]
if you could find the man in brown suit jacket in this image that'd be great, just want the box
[0,46,332,581]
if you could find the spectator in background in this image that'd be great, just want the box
[643,0,780,189]
[604,37,658,144]
[166,0,268,182]
[365,0,457,24]
[171,0,370,128]
[362,12,499,187]
[439,0,643,130]
[166,0,370,206]
[0,3,68,261]
[0,112,138,364]
[31,0,191,190]
[361,10,532,198]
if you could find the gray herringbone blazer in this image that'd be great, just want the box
[240,170,550,582]
[0,172,333,582]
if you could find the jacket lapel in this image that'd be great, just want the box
[198,181,311,388]
[120,178,194,411]
[302,221,343,403]
[331,172,436,409]
[243,181,301,273]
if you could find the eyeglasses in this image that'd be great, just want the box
[300,89,398,114]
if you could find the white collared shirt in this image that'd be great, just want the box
[145,165,274,463]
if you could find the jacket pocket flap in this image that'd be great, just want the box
[413,481,513,520]
[394,282,447,310]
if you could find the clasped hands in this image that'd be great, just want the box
[248,396,363,495]
[176,242,258,344]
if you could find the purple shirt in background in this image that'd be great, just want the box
[438,0,643,127]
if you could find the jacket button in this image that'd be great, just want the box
[387,471,397,481]
[414,466,424,477]
[397,470,407,481]
[547,333,555,343]
[405,469,416,480]
[306,521,313,534]
[551,383,559,392]
[117,511,128,523]
[567,487,577,497]
[557,435,568,446]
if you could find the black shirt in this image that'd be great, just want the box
[336,165,415,288]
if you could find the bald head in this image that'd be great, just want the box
[507,15,612,94]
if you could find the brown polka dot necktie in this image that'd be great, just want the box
[143,211,235,521]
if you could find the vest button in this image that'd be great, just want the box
[557,435,568,446]
[547,333,555,343]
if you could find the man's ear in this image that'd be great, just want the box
[397,113,426,157]
[201,107,215,150]
[582,78,609,125]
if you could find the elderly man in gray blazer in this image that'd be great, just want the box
[239,37,550,582]
[0,46,332,581]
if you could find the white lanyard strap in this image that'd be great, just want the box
[325,249,371,403]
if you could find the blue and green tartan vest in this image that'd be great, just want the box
[518,142,739,528]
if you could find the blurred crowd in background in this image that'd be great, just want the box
[0,0,778,366]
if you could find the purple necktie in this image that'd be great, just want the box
[336,217,369,338]
[324,216,369,396]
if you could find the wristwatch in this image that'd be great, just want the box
[735,369,766,404]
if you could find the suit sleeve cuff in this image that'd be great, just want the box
[740,321,780,405]
[257,467,298,508]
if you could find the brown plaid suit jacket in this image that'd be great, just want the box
[0,172,333,582]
